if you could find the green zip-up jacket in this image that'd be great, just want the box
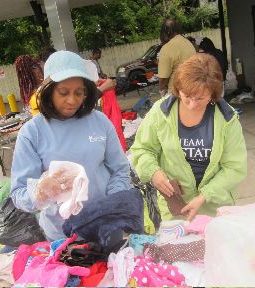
[131,96,247,220]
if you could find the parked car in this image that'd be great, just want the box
[116,43,162,93]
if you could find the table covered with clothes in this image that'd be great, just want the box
[0,107,254,286]
[1,169,255,287]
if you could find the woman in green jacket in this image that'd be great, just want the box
[131,53,247,221]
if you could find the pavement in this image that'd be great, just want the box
[1,89,255,205]
[233,101,255,205]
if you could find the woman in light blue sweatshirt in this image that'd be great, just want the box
[11,51,131,241]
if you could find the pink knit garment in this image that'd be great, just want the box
[186,215,213,236]
[14,234,90,287]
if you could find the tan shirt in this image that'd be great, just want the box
[158,34,196,93]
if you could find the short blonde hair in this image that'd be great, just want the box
[172,53,223,102]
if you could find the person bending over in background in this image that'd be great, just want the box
[11,50,131,242]
[198,37,228,81]
[131,53,247,221]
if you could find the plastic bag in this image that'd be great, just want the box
[0,197,46,247]
[205,209,255,286]
[129,169,161,233]
[225,64,238,90]
[216,202,255,216]
[28,161,89,219]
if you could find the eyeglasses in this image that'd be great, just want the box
[181,95,210,102]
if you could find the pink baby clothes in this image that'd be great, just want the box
[186,215,213,236]
[15,234,90,287]
[12,241,50,281]
[131,254,185,287]
[15,256,90,287]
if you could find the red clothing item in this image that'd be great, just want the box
[80,261,108,286]
[101,87,126,152]
[122,111,137,120]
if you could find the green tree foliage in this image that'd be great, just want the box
[72,0,220,50]
[0,17,46,65]
[156,0,219,32]
[72,0,163,50]
[0,0,223,64]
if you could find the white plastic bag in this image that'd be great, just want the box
[27,161,89,219]
[225,64,238,90]
[217,202,255,216]
[205,209,255,286]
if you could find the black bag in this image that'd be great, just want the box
[0,197,46,247]
[130,169,161,230]
[60,240,108,267]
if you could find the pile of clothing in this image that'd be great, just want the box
[2,202,255,287]
[2,214,209,287]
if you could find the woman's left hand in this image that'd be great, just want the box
[181,194,206,221]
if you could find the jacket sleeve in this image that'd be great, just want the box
[200,117,247,204]
[130,106,162,183]
[11,126,43,212]
[104,124,131,195]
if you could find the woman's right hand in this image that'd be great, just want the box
[37,167,78,202]
[151,170,175,197]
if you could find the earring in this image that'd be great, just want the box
[210,100,215,105]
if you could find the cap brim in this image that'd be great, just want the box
[50,68,94,82]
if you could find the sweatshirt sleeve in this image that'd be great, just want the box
[130,105,162,183]
[11,125,43,212]
[200,117,247,204]
[104,124,131,195]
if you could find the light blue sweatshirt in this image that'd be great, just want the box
[11,110,131,241]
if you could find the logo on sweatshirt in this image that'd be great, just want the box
[89,135,106,142]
